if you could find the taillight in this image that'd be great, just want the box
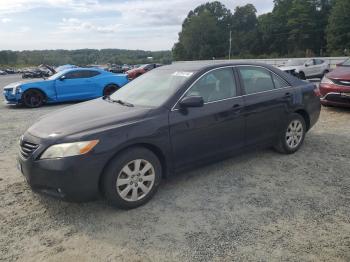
[313,86,322,97]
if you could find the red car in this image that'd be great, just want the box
[126,64,161,80]
[320,58,350,107]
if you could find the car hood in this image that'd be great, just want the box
[3,79,47,90]
[278,66,300,71]
[327,67,350,80]
[27,98,152,138]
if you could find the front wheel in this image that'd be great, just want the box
[102,147,162,209]
[322,70,329,78]
[22,89,44,108]
[274,114,306,154]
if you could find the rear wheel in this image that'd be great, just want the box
[102,147,162,209]
[274,113,306,154]
[322,70,329,78]
[299,71,306,80]
[103,84,119,96]
[22,89,45,108]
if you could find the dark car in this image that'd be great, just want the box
[22,68,49,79]
[319,58,350,107]
[109,64,124,74]
[4,68,16,74]
[18,62,321,209]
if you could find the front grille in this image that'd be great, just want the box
[20,140,39,159]
[325,93,350,104]
[331,79,350,87]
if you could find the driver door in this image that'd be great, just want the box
[55,70,97,101]
[169,67,245,168]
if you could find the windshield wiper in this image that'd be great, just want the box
[104,96,134,107]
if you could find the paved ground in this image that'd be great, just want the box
[0,75,349,262]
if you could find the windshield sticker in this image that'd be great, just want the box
[172,71,193,77]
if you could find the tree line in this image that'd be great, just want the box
[0,49,172,67]
[173,0,350,60]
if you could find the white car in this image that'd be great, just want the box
[279,58,330,79]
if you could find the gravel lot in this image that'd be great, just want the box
[0,74,349,262]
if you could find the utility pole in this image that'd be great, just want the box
[229,30,232,60]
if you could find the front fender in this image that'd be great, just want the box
[20,81,56,102]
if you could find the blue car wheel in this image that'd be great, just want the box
[22,89,45,108]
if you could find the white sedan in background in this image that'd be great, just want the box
[279,58,330,80]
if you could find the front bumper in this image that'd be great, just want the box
[319,83,350,107]
[18,134,108,202]
[3,89,21,104]
[320,92,350,108]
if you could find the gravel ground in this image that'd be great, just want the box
[0,75,349,262]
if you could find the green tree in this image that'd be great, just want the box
[230,4,259,56]
[173,1,232,60]
[326,0,350,55]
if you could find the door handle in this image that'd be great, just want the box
[231,104,243,114]
[284,92,292,98]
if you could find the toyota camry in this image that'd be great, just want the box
[17,62,321,209]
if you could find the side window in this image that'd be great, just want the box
[238,67,275,95]
[65,71,86,79]
[272,73,289,89]
[315,59,324,65]
[85,70,100,78]
[65,70,100,79]
[185,68,236,103]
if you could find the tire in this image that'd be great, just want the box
[322,70,329,77]
[22,89,45,108]
[299,71,306,80]
[274,113,306,154]
[103,84,118,96]
[102,147,162,209]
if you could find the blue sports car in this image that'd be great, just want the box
[3,68,129,107]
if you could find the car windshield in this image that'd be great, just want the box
[341,58,350,66]
[284,59,307,66]
[109,69,193,107]
[47,70,68,80]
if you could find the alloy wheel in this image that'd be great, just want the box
[116,159,155,202]
[285,120,303,149]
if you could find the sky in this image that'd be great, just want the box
[0,0,274,51]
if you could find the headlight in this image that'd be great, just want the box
[13,85,22,95]
[321,76,333,84]
[40,140,99,159]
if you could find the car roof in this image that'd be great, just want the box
[159,61,303,86]
[59,67,107,74]
[160,61,278,72]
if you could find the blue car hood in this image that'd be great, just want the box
[3,79,49,90]
[27,98,152,138]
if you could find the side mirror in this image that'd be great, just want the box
[179,96,204,108]
[304,63,309,67]
[59,75,66,81]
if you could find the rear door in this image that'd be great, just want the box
[237,66,294,146]
[169,67,245,168]
[55,70,100,101]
